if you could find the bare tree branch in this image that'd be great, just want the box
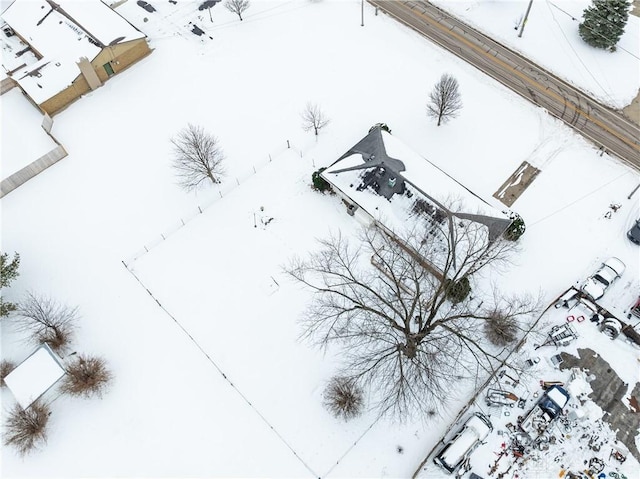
[301,102,330,136]
[285,223,538,420]
[14,292,77,353]
[224,0,250,21]
[427,73,462,126]
[171,124,225,191]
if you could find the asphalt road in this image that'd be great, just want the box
[369,0,640,170]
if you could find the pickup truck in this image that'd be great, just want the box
[519,385,570,441]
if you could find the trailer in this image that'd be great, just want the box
[535,323,578,349]
[485,388,518,408]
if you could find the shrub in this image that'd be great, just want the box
[312,168,331,193]
[15,293,77,353]
[1,359,15,387]
[35,325,75,353]
[60,355,112,399]
[446,277,471,304]
[323,376,364,421]
[484,310,519,347]
[504,213,525,241]
[4,401,51,456]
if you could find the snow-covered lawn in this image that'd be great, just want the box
[1,88,57,180]
[1,1,639,477]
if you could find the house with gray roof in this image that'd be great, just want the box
[321,124,513,276]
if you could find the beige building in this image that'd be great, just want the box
[1,0,151,115]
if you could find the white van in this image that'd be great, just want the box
[433,412,493,473]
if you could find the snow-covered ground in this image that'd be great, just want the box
[1,0,639,477]
[1,88,57,180]
[431,0,640,109]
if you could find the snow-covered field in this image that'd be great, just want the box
[1,0,639,477]
[1,88,57,180]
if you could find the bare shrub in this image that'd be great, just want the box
[15,293,77,353]
[323,376,364,420]
[60,355,112,399]
[484,309,520,347]
[3,401,51,456]
[1,359,16,387]
[14,294,76,351]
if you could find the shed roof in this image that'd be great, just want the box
[4,344,66,409]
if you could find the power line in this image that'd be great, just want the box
[529,170,632,228]
[547,0,640,60]
[544,0,615,103]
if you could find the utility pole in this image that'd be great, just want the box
[518,0,533,38]
[361,0,364,26]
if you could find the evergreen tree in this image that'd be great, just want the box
[579,0,630,51]
[1,252,20,318]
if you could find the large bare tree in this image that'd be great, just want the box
[301,102,330,136]
[171,124,225,191]
[224,0,250,21]
[427,73,462,126]
[286,218,537,419]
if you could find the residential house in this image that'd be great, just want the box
[321,124,513,277]
[1,0,151,115]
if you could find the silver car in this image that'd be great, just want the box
[581,257,626,300]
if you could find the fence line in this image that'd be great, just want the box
[0,144,68,198]
[124,140,308,266]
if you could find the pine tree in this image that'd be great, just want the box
[1,252,20,318]
[579,0,630,51]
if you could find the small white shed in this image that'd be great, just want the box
[4,344,66,409]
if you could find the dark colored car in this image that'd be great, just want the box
[136,1,156,13]
[628,219,640,245]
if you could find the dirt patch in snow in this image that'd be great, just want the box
[493,161,541,207]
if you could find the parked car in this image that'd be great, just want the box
[136,0,155,12]
[433,412,493,474]
[627,219,640,244]
[580,257,625,300]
